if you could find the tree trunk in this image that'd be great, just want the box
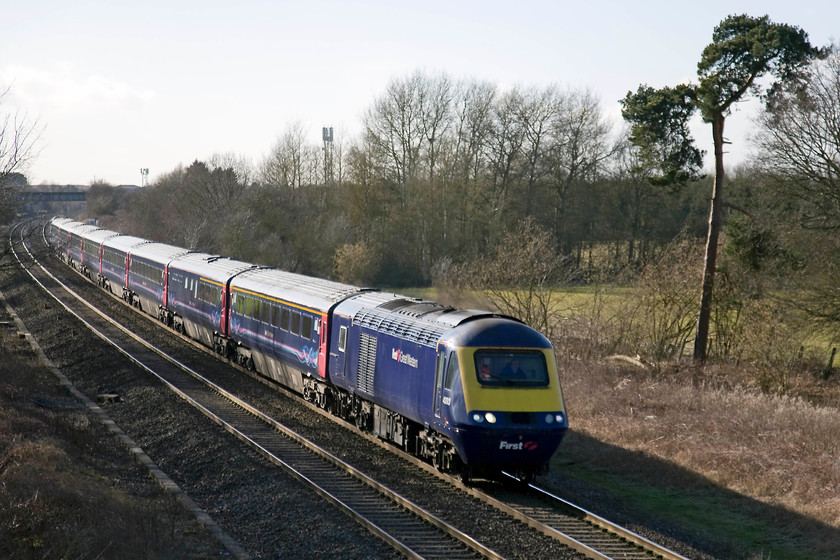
[693,114,726,363]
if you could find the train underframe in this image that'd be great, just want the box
[206,331,470,478]
[301,376,476,480]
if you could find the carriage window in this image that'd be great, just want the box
[291,312,301,335]
[197,281,218,304]
[244,296,254,318]
[281,308,290,331]
[301,315,312,339]
[271,305,281,327]
[260,299,271,323]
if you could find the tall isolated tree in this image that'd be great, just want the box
[621,14,819,362]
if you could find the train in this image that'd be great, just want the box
[46,216,568,482]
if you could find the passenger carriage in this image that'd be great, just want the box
[63,222,101,270]
[78,228,120,281]
[98,234,149,296]
[164,253,255,350]
[46,218,76,250]
[123,242,190,317]
[227,268,364,395]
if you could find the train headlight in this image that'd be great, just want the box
[545,413,554,424]
[555,413,565,424]
[472,413,484,423]
[485,412,497,424]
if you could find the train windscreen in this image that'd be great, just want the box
[473,350,548,387]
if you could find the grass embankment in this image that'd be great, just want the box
[0,314,219,559]
[555,359,840,560]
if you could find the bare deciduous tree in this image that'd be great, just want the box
[261,121,321,189]
[754,46,840,230]
[1,86,42,223]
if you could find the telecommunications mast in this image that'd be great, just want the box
[322,126,334,187]
[140,168,149,187]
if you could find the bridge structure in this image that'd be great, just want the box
[17,191,87,202]
[13,190,88,218]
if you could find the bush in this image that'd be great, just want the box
[333,241,379,286]
[620,237,703,361]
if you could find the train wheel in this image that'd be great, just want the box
[508,469,534,486]
[431,449,442,471]
[401,426,415,454]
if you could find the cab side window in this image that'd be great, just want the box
[444,352,460,390]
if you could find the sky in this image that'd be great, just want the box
[1,0,837,187]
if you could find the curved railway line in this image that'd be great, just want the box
[5,218,699,560]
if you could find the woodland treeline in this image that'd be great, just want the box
[15,42,840,369]
[91,74,715,286]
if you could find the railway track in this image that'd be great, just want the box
[10,221,492,559]
[7,219,700,560]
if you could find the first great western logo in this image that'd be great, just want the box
[391,348,419,368]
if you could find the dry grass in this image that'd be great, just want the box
[0,324,219,559]
[557,357,840,558]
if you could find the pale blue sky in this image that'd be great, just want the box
[1,1,836,186]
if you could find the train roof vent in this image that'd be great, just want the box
[355,308,446,347]
[377,298,454,318]
[378,298,416,311]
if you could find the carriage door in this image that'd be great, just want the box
[330,319,350,381]
[433,347,447,418]
[317,313,329,379]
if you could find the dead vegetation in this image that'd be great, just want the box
[0,320,219,559]
[554,358,840,559]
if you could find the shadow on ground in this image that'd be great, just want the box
[540,430,839,560]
